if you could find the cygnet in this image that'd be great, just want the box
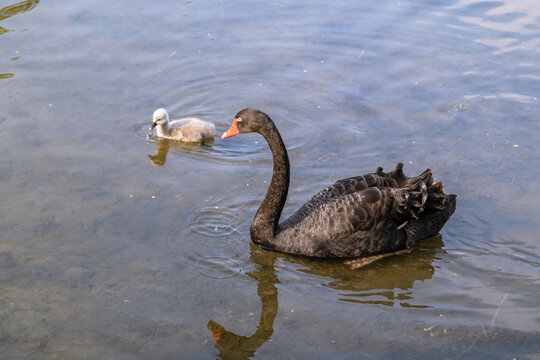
[150,108,215,143]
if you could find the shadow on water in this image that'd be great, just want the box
[147,137,214,167]
[0,0,39,22]
[294,236,444,308]
[207,245,279,360]
[206,237,443,359]
[206,238,539,360]
[0,0,40,78]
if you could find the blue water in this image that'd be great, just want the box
[1,0,539,358]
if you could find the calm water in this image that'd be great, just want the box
[1,0,539,358]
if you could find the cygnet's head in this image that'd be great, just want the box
[150,108,169,130]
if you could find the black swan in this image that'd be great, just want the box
[222,108,456,259]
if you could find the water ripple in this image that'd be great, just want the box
[194,256,244,279]
[189,206,241,237]
[166,198,251,280]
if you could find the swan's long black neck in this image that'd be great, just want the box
[250,120,290,249]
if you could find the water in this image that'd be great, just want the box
[1,0,539,358]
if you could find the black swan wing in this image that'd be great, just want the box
[281,163,437,230]
[276,169,452,257]
[276,186,415,257]
[282,173,398,229]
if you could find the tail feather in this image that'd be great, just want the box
[388,167,452,221]
[404,194,457,248]
[374,163,455,230]
[390,162,408,185]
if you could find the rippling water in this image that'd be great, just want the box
[1,0,539,358]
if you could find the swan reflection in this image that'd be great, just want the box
[297,236,444,307]
[0,0,39,21]
[207,245,279,360]
[0,0,40,36]
[207,236,444,359]
[148,138,171,167]
[147,137,213,167]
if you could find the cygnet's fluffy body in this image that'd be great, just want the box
[150,108,215,143]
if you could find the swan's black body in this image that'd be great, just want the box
[223,108,456,258]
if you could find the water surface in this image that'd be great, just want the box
[1,0,539,359]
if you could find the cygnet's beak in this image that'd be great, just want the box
[149,122,157,130]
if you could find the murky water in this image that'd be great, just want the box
[1,0,539,358]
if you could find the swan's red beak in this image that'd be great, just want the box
[221,118,240,139]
